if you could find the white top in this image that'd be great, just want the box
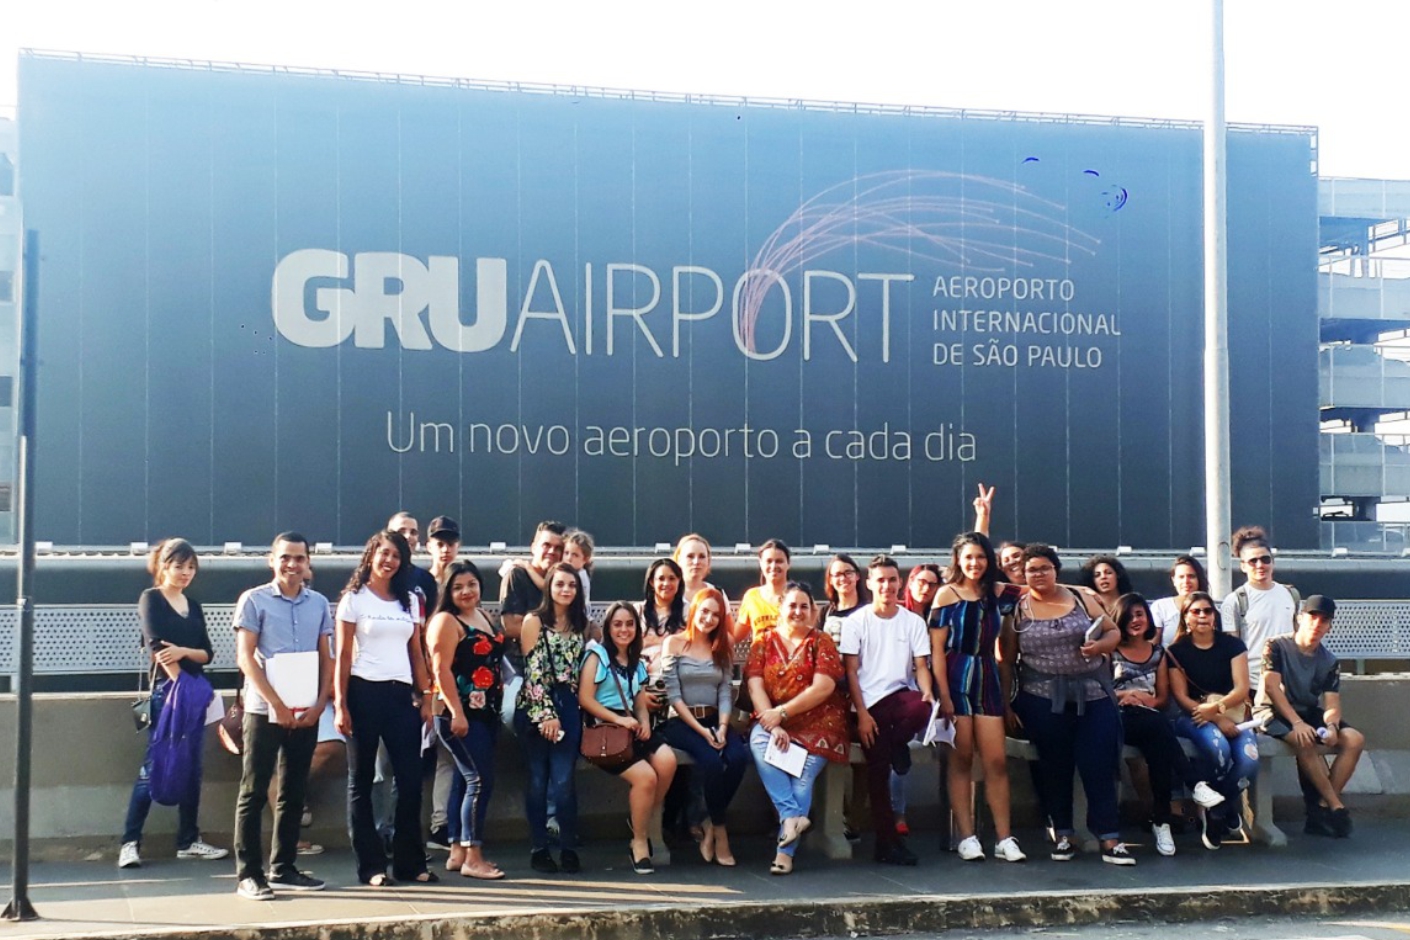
[1150,596,1182,647]
[838,605,930,709]
[336,586,421,684]
[1220,582,1296,689]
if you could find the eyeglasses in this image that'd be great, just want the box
[1187,607,1216,616]
[1242,555,1273,567]
[1024,565,1056,576]
[912,579,939,588]
[829,569,858,580]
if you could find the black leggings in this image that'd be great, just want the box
[1120,705,1196,825]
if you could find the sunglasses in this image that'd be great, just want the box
[1242,555,1273,567]
[1187,607,1216,616]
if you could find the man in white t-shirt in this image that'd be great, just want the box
[841,554,934,866]
[1219,526,1299,691]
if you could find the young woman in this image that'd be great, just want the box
[997,541,1027,586]
[1167,591,1259,850]
[929,532,1025,863]
[1150,555,1209,647]
[119,538,226,869]
[903,564,942,616]
[659,587,751,866]
[674,533,723,602]
[1079,555,1134,616]
[579,602,678,874]
[637,558,687,664]
[1001,544,1131,865]
[1111,593,1224,857]
[746,581,850,875]
[335,531,436,886]
[821,553,868,643]
[734,539,791,643]
[515,562,591,874]
[427,560,506,880]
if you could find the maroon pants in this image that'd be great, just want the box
[860,688,932,847]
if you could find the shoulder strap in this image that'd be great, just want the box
[1283,583,1301,610]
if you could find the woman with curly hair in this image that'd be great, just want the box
[1078,554,1134,615]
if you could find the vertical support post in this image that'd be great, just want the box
[1204,0,1233,600]
[4,229,40,922]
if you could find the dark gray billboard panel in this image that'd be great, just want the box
[18,53,1318,549]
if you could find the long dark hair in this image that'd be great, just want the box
[1169,554,1210,594]
[533,562,589,634]
[1080,555,1134,596]
[823,552,869,609]
[147,537,198,586]
[1113,592,1156,642]
[1172,590,1221,645]
[641,558,687,635]
[434,560,485,618]
[600,600,644,678]
[757,538,792,584]
[344,530,414,613]
[946,531,1002,595]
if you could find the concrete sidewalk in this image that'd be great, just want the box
[1,820,1407,940]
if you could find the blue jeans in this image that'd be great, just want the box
[436,714,498,847]
[748,724,827,858]
[659,718,751,825]
[1173,714,1259,826]
[514,684,581,853]
[122,681,202,849]
[1013,691,1122,841]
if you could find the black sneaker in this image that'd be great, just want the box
[1329,807,1353,838]
[426,826,450,852]
[874,842,919,866]
[530,848,559,873]
[1101,842,1136,866]
[236,876,274,901]
[1200,810,1226,850]
[559,849,581,874]
[268,869,326,891]
[1050,835,1076,861]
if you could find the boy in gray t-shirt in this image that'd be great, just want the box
[1254,595,1364,838]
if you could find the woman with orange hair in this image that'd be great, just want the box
[658,587,751,865]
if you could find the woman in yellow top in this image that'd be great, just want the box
[732,539,791,644]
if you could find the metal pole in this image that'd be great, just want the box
[3,229,40,922]
[1204,0,1233,599]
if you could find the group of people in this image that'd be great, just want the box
[117,507,1366,896]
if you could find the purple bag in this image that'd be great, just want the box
[148,671,214,806]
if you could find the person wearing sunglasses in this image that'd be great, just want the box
[1220,525,1301,692]
[1167,591,1258,850]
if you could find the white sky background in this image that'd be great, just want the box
[2,0,1409,180]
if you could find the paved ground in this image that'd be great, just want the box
[1,818,1408,940]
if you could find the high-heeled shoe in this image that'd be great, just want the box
[698,821,715,863]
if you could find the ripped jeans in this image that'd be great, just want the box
[1173,715,1259,826]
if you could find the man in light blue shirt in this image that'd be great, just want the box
[231,532,333,900]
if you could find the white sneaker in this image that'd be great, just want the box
[993,836,1027,862]
[1191,781,1225,809]
[176,839,229,860]
[1152,823,1176,857]
[956,835,985,861]
[117,841,141,869]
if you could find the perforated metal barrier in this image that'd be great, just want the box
[4,599,1404,679]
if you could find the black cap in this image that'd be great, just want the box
[427,516,461,541]
[1302,594,1336,617]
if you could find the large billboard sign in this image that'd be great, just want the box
[18,53,1319,548]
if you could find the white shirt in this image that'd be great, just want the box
[1151,596,1182,647]
[1219,582,1296,689]
[336,586,421,684]
[839,605,930,709]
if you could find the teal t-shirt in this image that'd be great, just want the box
[586,642,647,712]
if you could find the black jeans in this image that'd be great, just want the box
[1120,705,1195,825]
[346,677,427,881]
[233,712,318,880]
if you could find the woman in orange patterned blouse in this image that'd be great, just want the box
[745,580,849,875]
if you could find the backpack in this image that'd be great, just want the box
[148,671,215,806]
[1226,581,1300,640]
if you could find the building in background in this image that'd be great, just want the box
[0,116,17,542]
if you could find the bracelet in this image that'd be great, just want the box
[778,706,790,720]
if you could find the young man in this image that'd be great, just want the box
[1255,595,1365,837]
[840,554,934,866]
[1220,525,1300,691]
[232,533,334,899]
[498,520,566,641]
[423,516,462,852]
[388,511,439,613]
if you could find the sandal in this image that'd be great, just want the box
[396,870,439,884]
[364,872,393,887]
[769,857,794,876]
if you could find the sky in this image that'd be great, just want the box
[2,0,1409,181]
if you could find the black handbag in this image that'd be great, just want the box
[131,660,156,733]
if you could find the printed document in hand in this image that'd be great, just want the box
[265,650,321,712]
[922,701,956,747]
[204,691,226,726]
[764,734,808,777]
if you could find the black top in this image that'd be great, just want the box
[409,564,439,618]
[1168,631,1247,697]
[501,566,544,617]
[138,587,213,681]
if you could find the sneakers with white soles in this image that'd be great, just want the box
[1101,842,1137,866]
[956,835,984,861]
[994,836,1027,862]
[1191,781,1225,809]
[1152,823,1176,856]
[117,842,141,869]
[176,839,229,860]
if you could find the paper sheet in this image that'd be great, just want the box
[763,734,809,777]
[922,701,957,747]
[204,691,226,726]
[265,649,321,711]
